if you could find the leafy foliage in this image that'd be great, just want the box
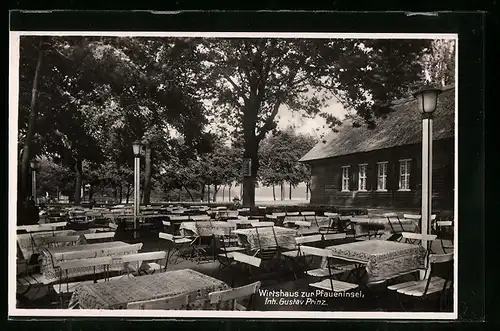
[259,128,317,188]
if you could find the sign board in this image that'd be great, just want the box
[242,158,252,177]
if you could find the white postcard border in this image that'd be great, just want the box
[8,30,459,320]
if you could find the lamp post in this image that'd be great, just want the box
[412,86,442,279]
[29,159,39,204]
[132,140,142,237]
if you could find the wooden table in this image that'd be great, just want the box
[69,269,231,309]
[179,221,236,237]
[351,217,418,234]
[16,229,94,261]
[323,240,426,283]
[39,241,142,284]
[233,226,298,250]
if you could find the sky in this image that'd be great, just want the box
[276,99,347,138]
[206,90,348,142]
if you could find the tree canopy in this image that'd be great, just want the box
[16,36,453,207]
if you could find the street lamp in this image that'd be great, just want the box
[412,86,442,278]
[132,140,142,236]
[29,159,39,204]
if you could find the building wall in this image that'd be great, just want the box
[308,138,454,212]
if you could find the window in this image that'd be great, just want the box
[341,166,350,191]
[377,162,388,191]
[358,164,367,191]
[399,159,411,190]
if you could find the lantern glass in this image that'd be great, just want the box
[30,160,38,170]
[413,88,442,114]
[132,141,142,156]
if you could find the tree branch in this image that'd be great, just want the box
[256,100,282,141]
[221,71,249,104]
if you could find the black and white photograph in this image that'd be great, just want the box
[9,30,457,319]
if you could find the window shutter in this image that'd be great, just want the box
[410,158,418,190]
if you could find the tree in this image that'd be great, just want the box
[422,39,455,87]
[17,36,210,205]
[197,38,431,206]
[259,128,316,200]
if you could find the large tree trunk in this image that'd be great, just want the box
[207,183,211,203]
[242,136,259,207]
[213,185,220,202]
[143,142,152,204]
[20,38,44,202]
[201,184,205,202]
[119,185,123,204]
[222,185,225,202]
[228,184,232,201]
[280,182,285,201]
[73,158,83,205]
[305,182,309,200]
[183,185,195,202]
[113,186,118,204]
[289,183,292,200]
[272,185,276,200]
[88,184,94,202]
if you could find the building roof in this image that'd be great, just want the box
[300,85,455,162]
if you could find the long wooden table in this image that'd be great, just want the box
[39,241,142,284]
[322,240,426,284]
[69,269,231,309]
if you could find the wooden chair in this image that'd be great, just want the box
[252,226,282,273]
[43,235,80,248]
[83,231,115,243]
[222,252,262,287]
[127,293,192,310]
[190,214,211,221]
[305,233,358,280]
[46,221,68,230]
[281,234,323,281]
[94,222,118,232]
[57,256,113,308]
[433,219,454,254]
[189,221,214,264]
[265,214,278,221]
[120,251,167,276]
[215,224,242,253]
[52,250,136,295]
[300,211,318,227]
[159,232,194,267]
[251,221,275,227]
[168,215,190,235]
[106,243,144,256]
[323,212,341,233]
[387,253,454,311]
[383,213,405,241]
[401,232,437,246]
[401,232,438,278]
[23,225,55,233]
[299,245,359,293]
[214,227,246,273]
[162,220,172,234]
[209,281,261,311]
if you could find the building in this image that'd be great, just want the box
[300,85,455,212]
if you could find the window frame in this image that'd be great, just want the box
[358,163,368,192]
[377,161,388,191]
[399,159,412,191]
[341,165,350,192]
